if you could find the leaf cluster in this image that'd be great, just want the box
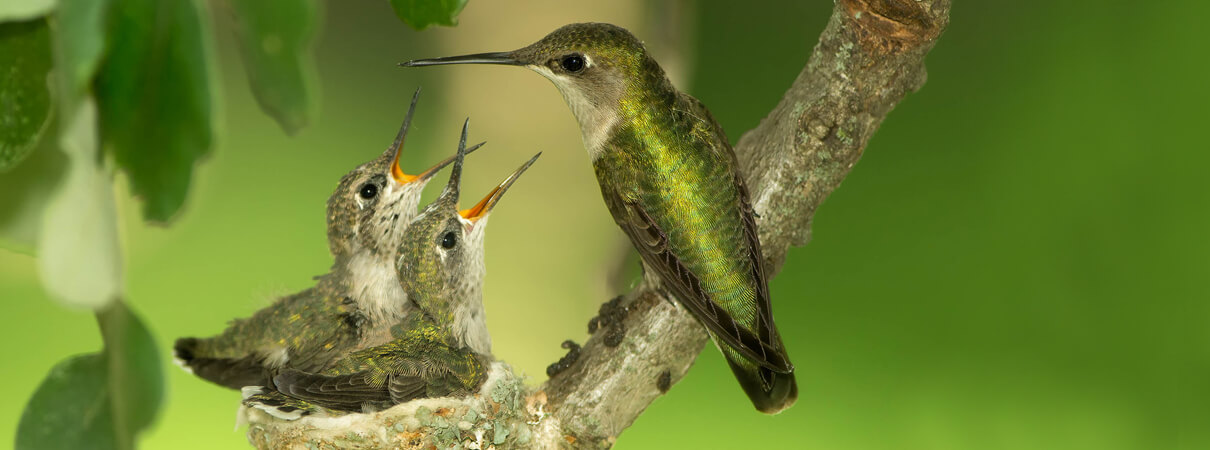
[2,1,468,448]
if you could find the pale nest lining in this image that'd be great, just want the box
[241,363,554,449]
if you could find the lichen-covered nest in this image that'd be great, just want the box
[242,363,555,449]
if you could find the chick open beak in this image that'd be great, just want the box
[388,88,485,185]
[459,152,542,225]
[396,141,486,185]
[389,88,423,185]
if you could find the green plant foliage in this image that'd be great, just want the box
[0,126,65,253]
[94,0,213,223]
[228,0,320,135]
[389,0,467,30]
[52,0,111,111]
[0,18,54,172]
[0,0,56,22]
[16,303,162,450]
[14,353,117,450]
[37,99,122,310]
[98,302,165,447]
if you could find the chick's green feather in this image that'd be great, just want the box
[266,315,488,412]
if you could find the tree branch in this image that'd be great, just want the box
[246,0,950,447]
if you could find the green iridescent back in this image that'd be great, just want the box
[596,93,764,331]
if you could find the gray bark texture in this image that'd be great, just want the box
[247,0,951,447]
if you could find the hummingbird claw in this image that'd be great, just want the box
[545,340,582,377]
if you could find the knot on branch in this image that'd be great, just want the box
[842,0,948,53]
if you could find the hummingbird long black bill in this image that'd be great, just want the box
[390,88,423,185]
[399,51,523,67]
[460,152,542,225]
[438,118,473,204]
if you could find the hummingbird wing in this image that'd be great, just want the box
[271,343,487,412]
[272,368,400,411]
[595,92,790,373]
[174,286,366,390]
[602,183,791,373]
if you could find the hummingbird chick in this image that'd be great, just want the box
[174,89,483,390]
[402,23,798,414]
[244,129,541,418]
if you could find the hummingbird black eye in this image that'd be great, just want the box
[560,54,585,73]
[440,231,457,249]
[358,183,378,199]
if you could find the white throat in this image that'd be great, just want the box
[345,182,425,324]
[531,65,619,161]
[346,250,409,325]
[450,217,491,355]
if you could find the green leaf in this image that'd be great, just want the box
[0,18,54,171]
[227,0,320,134]
[15,353,118,450]
[0,118,66,253]
[16,303,163,450]
[52,0,112,111]
[98,301,164,446]
[388,0,468,30]
[94,0,214,223]
[37,98,123,310]
[0,0,56,22]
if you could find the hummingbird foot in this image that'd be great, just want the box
[587,295,629,347]
[545,340,582,377]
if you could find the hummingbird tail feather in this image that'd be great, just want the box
[172,352,194,375]
[721,346,798,414]
[172,337,199,365]
[173,337,270,389]
[241,386,318,421]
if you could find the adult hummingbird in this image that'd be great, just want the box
[401,23,797,413]
[244,133,541,418]
[174,90,483,390]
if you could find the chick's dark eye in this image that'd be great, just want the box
[441,232,457,249]
[560,54,585,73]
[358,183,378,199]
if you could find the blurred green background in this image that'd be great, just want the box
[2,0,1204,448]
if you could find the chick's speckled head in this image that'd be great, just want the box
[324,89,481,262]
[395,123,540,354]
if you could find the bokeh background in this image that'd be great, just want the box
[2,1,1204,448]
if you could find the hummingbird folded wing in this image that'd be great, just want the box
[604,182,792,374]
[272,345,487,412]
[273,368,397,411]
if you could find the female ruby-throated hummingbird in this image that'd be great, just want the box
[244,131,541,418]
[401,23,797,413]
[174,90,483,390]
